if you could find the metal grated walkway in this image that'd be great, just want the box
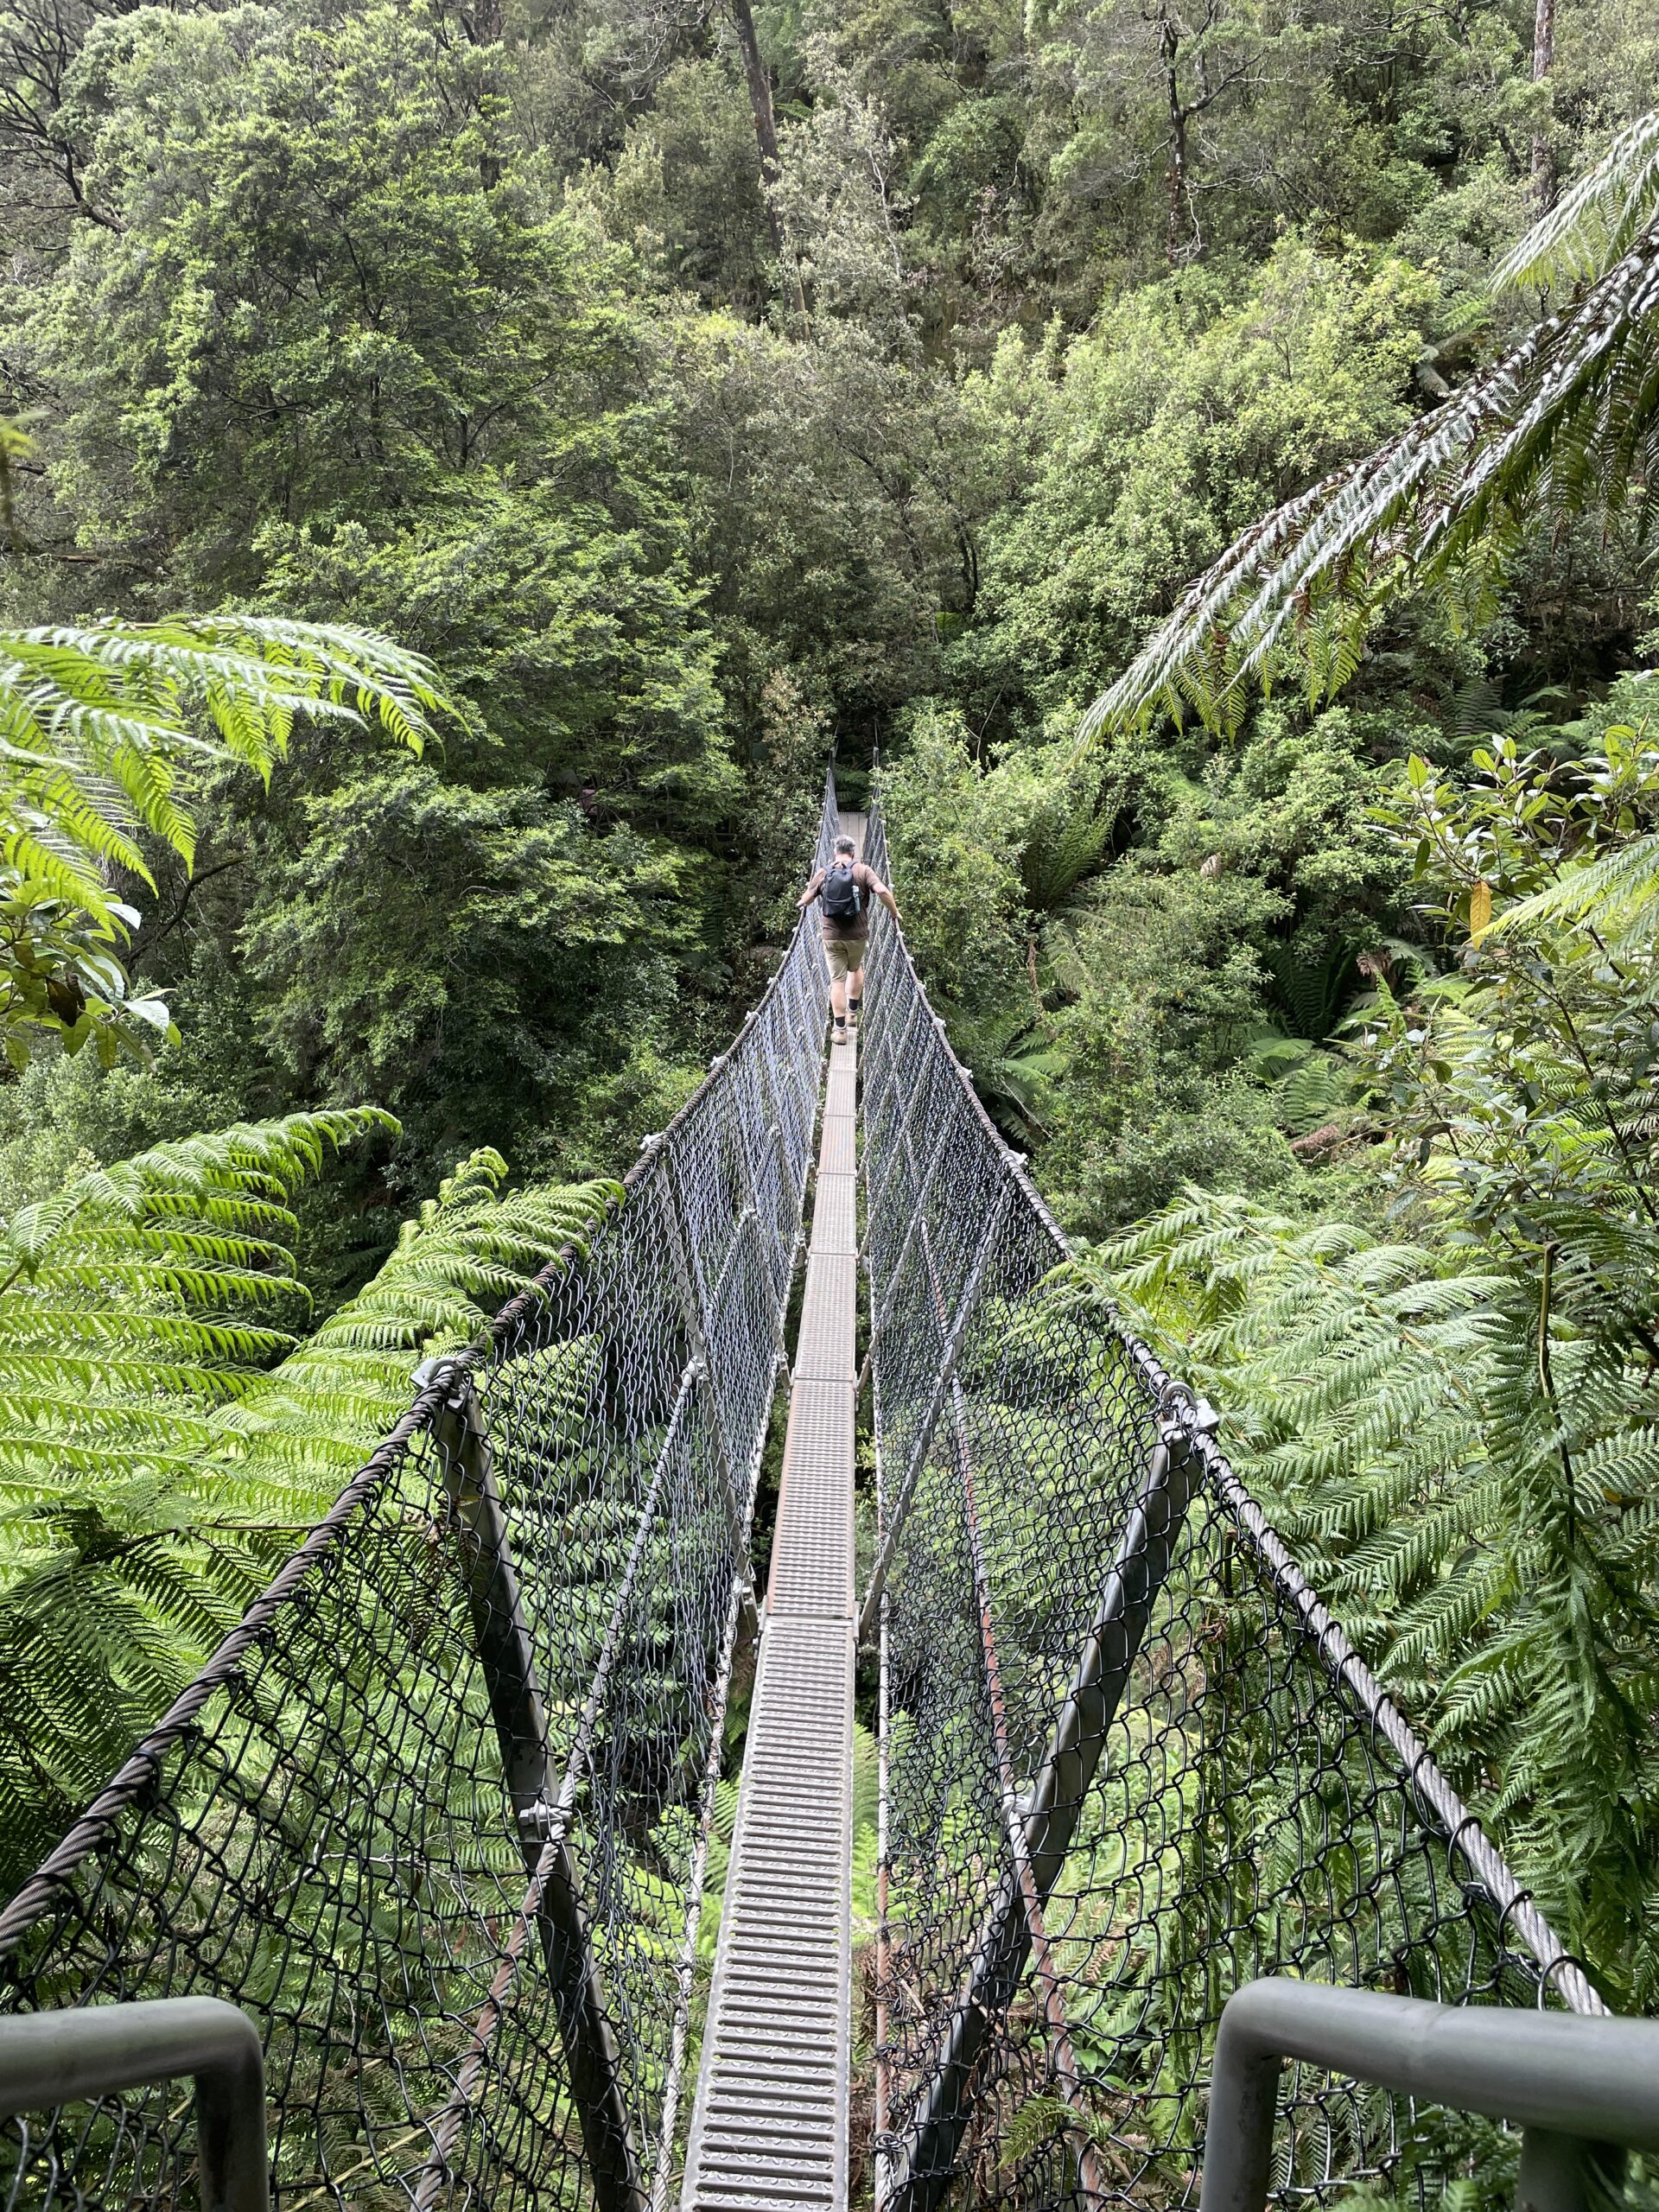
[681,819,865,2212]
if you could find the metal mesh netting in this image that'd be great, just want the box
[855,801,1603,2212]
[0,782,842,2212]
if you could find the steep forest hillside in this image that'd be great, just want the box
[0,0,1651,1232]
[6,0,1659,1988]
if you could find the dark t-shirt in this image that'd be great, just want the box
[805,861,886,943]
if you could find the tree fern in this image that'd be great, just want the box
[0,1119,614,1889]
[946,1001,1069,1143]
[0,543,448,1068]
[211,1149,617,1519]
[1497,115,1659,295]
[1071,1192,1659,2001]
[1082,118,1659,738]
[1066,715,1659,2003]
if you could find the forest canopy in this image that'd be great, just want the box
[5,0,1659,1999]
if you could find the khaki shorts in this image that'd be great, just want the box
[823,937,868,982]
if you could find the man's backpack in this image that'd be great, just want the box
[822,861,862,923]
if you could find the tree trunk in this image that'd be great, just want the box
[729,0,785,255]
[461,0,505,188]
[1531,0,1557,214]
[1166,108,1191,263]
[728,0,808,315]
[1160,11,1195,264]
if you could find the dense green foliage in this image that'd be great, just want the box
[0,1106,610,1887]
[0,594,442,1065]
[5,0,1653,1207]
[4,0,1659,2039]
[1077,696,1659,2005]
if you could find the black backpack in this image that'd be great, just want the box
[822,861,862,922]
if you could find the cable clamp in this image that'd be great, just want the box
[1159,1395,1220,1452]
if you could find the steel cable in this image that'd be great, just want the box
[0,783,842,2212]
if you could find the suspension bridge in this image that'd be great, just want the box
[2,776,1656,2212]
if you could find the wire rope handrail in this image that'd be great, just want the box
[0,768,1615,2212]
[0,780,843,2212]
[855,796,1601,2212]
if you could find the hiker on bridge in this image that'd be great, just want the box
[798,835,899,1041]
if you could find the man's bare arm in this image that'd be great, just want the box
[864,870,901,924]
[797,868,825,911]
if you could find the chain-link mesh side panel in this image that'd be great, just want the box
[0,778,843,2212]
[858,797,1599,2212]
[0,1411,584,2212]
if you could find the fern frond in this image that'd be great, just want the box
[1497,114,1659,293]
[1083,166,1659,736]
[0,1129,617,1887]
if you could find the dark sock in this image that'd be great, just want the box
[849,997,861,1013]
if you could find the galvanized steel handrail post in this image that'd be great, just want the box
[0,1998,269,2212]
[416,1368,645,2212]
[1201,1981,1659,2212]
[885,1397,1218,2211]
[956,1436,1110,2212]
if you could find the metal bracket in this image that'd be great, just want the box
[1202,1980,1659,2212]
[0,1997,269,2212]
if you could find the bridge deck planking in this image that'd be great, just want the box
[681,817,864,2212]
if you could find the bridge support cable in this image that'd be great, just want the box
[682,811,868,2212]
[3,767,1626,2212]
[0,780,843,2212]
[856,796,1603,2212]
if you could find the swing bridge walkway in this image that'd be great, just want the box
[3,777,1657,2212]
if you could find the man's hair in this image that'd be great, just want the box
[834,836,855,855]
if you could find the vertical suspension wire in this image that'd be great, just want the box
[857,782,1602,2212]
[0,762,1606,2212]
